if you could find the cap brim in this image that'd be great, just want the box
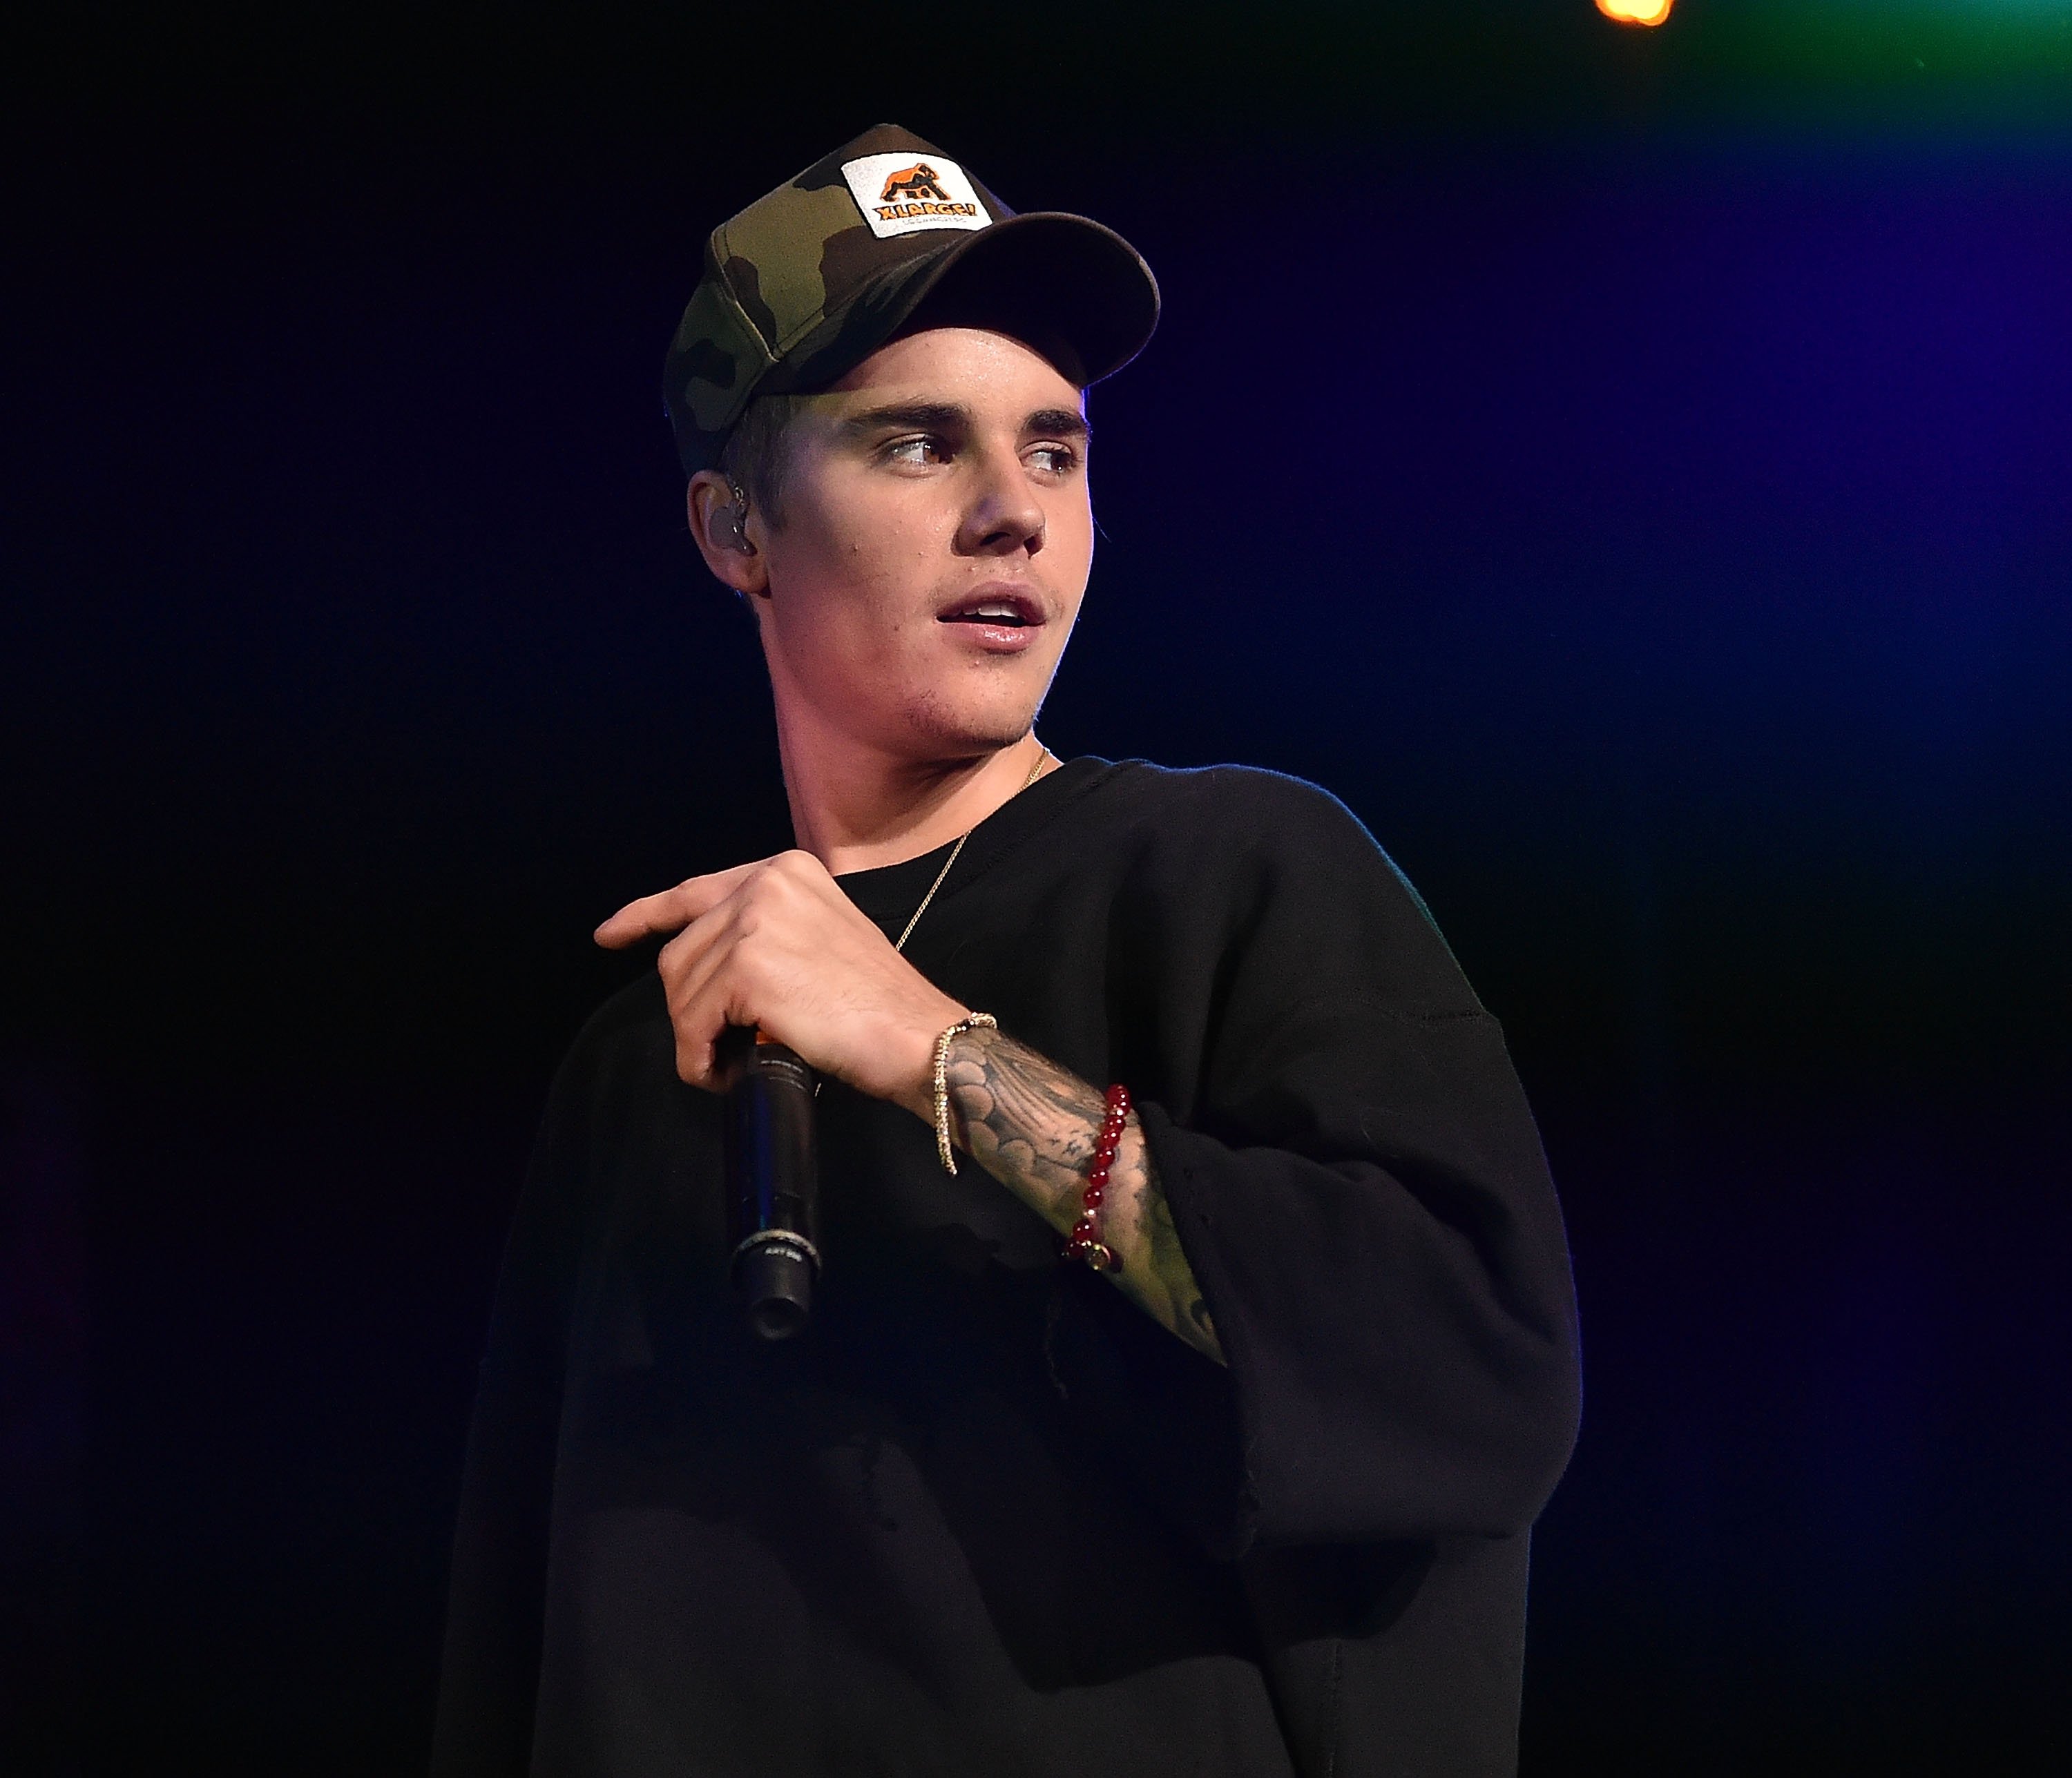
[771,211,1160,398]
[898,211,1161,387]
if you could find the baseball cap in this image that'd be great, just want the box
[662,123,1160,476]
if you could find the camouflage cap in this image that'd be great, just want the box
[663,123,1160,476]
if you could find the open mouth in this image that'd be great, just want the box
[938,590,1043,629]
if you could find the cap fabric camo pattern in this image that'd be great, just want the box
[663,123,1160,476]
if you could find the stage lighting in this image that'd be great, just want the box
[1597,0,1674,23]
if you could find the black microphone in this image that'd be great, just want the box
[717,1025,821,1340]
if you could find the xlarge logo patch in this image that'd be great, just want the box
[839,153,990,240]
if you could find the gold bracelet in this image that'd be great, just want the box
[931,1012,997,1175]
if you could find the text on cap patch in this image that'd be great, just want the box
[839,153,991,240]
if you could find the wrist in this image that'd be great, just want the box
[879,999,970,1121]
[924,1012,999,1174]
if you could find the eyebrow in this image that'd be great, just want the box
[839,401,1090,441]
[1026,407,1091,441]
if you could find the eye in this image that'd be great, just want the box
[885,435,950,467]
[1026,442,1082,476]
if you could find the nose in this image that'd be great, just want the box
[953,441,1045,559]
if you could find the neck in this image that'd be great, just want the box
[774,706,1049,876]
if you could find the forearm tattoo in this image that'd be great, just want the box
[944,1026,1225,1366]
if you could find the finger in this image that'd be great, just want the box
[655,901,731,1009]
[593,860,763,949]
[663,924,754,1090]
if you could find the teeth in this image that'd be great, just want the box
[941,599,1034,624]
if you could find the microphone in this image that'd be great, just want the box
[717,1025,821,1340]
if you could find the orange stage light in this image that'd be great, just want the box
[1597,0,1674,23]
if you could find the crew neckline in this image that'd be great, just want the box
[835,755,1114,938]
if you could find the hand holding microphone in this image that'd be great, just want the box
[595,850,968,1108]
[594,849,977,1335]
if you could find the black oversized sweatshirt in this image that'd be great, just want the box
[431,757,1581,1778]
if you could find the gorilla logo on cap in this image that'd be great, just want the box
[879,163,951,204]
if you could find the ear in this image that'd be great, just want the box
[686,471,770,598]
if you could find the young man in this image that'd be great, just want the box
[433,126,1580,1777]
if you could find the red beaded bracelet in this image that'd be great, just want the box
[1063,1083,1131,1274]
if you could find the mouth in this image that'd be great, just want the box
[936,588,1046,631]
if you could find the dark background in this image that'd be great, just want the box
[5,3,2069,1771]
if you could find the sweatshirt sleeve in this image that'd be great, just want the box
[1052,771,1580,1560]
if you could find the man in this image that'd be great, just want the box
[432,124,1580,1777]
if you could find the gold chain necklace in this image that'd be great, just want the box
[892,743,1053,955]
